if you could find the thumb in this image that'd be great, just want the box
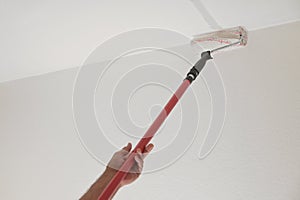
[122,142,132,152]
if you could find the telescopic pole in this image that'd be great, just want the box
[98,51,213,200]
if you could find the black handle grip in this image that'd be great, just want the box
[185,51,213,83]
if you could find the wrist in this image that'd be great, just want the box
[104,167,126,188]
[104,166,117,175]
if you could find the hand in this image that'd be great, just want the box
[106,142,154,187]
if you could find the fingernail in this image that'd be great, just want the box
[137,148,141,153]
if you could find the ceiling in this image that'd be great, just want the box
[0,0,299,82]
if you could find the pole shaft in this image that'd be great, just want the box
[98,79,191,200]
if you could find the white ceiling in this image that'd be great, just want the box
[199,0,300,29]
[0,0,299,82]
[0,0,208,82]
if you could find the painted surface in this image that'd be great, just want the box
[0,22,300,199]
[200,0,300,29]
[0,0,209,82]
[1,0,299,82]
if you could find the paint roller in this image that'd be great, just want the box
[98,26,248,199]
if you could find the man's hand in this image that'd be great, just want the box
[80,143,154,200]
[106,142,154,186]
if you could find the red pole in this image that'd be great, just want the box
[98,79,191,199]
[98,51,213,199]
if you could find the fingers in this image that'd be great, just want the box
[122,142,153,154]
[134,148,144,173]
[142,143,154,159]
[133,144,154,171]
[122,142,154,171]
[122,142,132,153]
